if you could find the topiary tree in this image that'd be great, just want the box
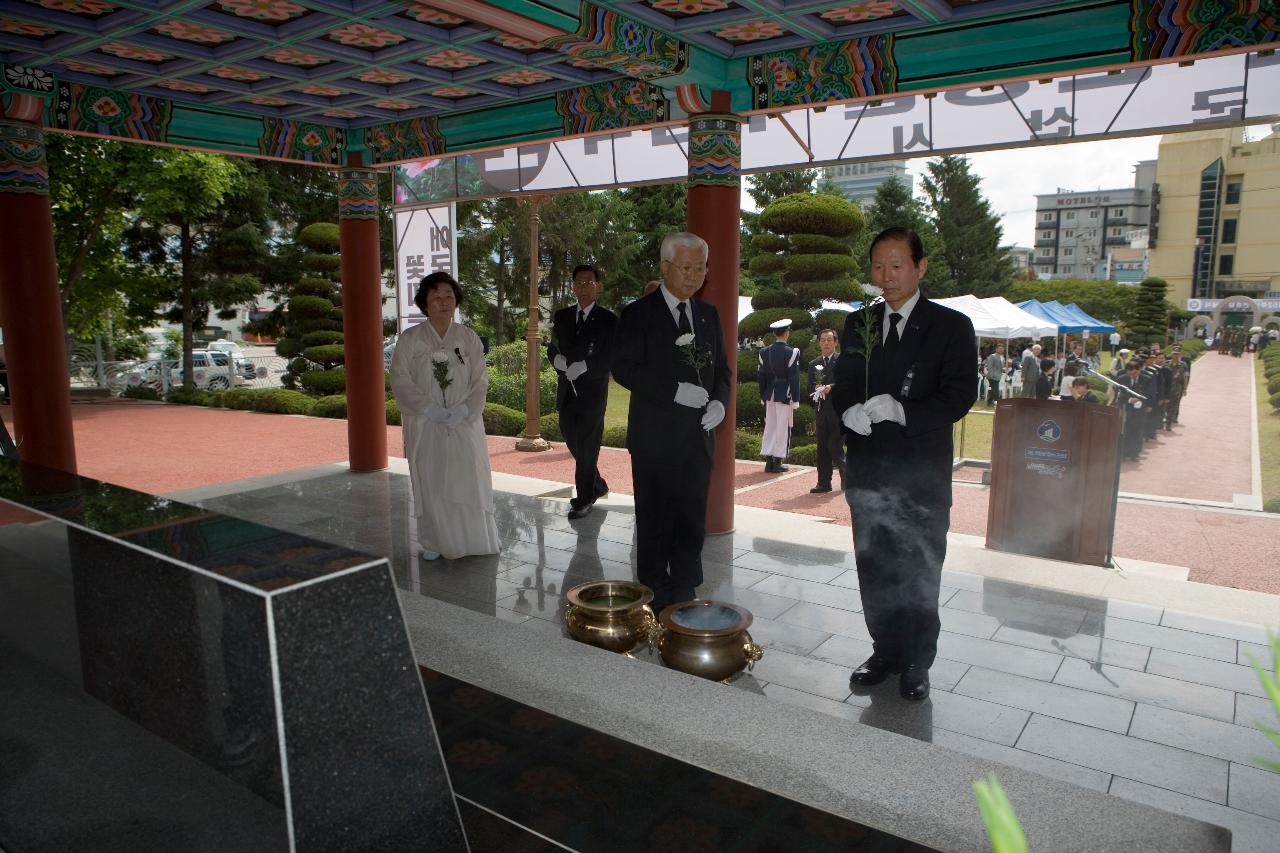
[277,222,344,391]
[743,192,865,375]
[1129,276,1169,346]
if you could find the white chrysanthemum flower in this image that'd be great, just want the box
[674,333,695,346]
[860,283,883,298]
[430,350,450,363]
[814,364,824,372]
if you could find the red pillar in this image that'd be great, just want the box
[0,103,77,474]
[338,157,388,472]
[686,91,741,535]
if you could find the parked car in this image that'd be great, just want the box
[172,350,241,389]
[208,339,255,379]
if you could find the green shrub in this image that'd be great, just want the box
[738,349,760,378]
[748,254,787,277]
[603,425,628,448]
[792,278,858,304]
[1265,496,1280,514]
[276,338,303,358]
[303,344,346,366]
[750,288,798,311]
[486,368,555,412]
[751,233,788,253]
[250,389,316,415]
[301,254,342,273]
[166,387,214,406]
[487,340,544,374]
[759,193,863,237]
[1267,375,1280,396]
[122,385,160,401]
[739,308,812,339]
[300,368,346,395]
[788,233,852,255]
[784,253,857,280]
[208,391,225,408]
[221,388,258,410]
[483,403,524,436]
[734,429,761,460]
[289,357,310,374]
[293,277,336,298]
[736,389,763,428]
[793,402,815,437]
[386,398,400,426]
[788,330,813,355]
[301,330,345,347]
[1271,391,1280,410]
[538,412,563,441]
[289,295,334,317]
[788,444,818,466]
[312,395,347,418]
[298,222,341,252]
[813,310,850,336]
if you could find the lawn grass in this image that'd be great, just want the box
[1255,355,1280,513]
[956,408,996,461]
[605,379,630,430]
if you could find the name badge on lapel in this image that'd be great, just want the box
[900,368,914,398]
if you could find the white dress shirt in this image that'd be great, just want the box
[883,289,921,343]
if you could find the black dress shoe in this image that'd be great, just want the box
[810,484,832,493]
[775,462,789,472]
[594,484,609,500]
[849,655,898,688]
[568,503,593,520]
[899,665,929,701]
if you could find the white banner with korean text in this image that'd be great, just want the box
[394,204,457,333]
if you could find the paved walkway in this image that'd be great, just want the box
[3,386,1279,593]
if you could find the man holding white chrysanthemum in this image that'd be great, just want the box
[832,227,977,701]
[612,232,732,614]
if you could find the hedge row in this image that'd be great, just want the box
[162,387,403,424]
[1265,346,1280,410]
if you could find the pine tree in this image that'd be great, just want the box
[852,174,947,294]
[1129,276,1169,345]
[276,223,345,394]
[921,155,1013,298]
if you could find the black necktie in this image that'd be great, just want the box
[884,312,902,359]
[677,302,692,336]
[576,309,585,332]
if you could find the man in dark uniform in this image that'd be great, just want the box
[833,226,977,702]
[1116,359,1147,460]
[547,264,617,520]
[758,318,801,473]
[807,328,846,493]
[1154,351,1174,432]
[1166,346,1190,427]
[1138,350,1162,441]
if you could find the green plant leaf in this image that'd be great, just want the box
[973,772,1028,853]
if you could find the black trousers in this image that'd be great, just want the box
[560,391,608,508]
[984,377,1001,405]
[848,487,948,669]
[631,448,709,610]
[814,406,845,489]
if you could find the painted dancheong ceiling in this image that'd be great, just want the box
[1,0,1276,166]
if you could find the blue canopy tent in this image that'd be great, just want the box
[1061,303,1116,334]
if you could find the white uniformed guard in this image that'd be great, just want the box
[758,318,801,473]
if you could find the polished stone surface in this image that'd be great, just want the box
[0,460,465,852]
[178,466,1280,851]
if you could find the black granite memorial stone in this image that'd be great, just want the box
[0,457,467,852]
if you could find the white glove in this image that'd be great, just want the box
[841,403,872,436]
[425,405,450,424]
[553,354,568,372]
[864,394,906,426]
[566,361,587,381]
[444,405,468,430]
[674,382,709,409]
[701,400,725,431]
[790,401,800,410]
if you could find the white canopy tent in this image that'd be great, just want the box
[978,297,1058,339]
[932,295,1009,338]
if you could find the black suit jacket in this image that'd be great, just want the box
[546,302,617,410]
[612,290,731,462]
[831,296,977,509]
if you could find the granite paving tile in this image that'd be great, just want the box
[937,606,1002,640]
[934,633,1063,681]
[776,601,871,640]
[929,728,1111,792]
[945,589,1087,636]
[991,625,1152,672]
[1229,762,1280,818]
[1097,616,1237,662]
[939,569,985,592]
[746,617,832,657]
[699,564,772,590]
[761,682,857,720]
[1160,609,1275,645]
[1108,777,1280,853]
[1236,693,1277,729]
[730,551,845,584]
[1098,599,1164,624]
[748,646,860,701]
[1016,715,1228,802]
[808,634,970,693]
[907,689,1030,747]
[1053,657,1236,722]
[954,667,1134,733]
[747,574,861,611]
[741,537,855,569]
[1128,704,1280,770]
[1238,641,1272,667]
[1146,648,1271,698]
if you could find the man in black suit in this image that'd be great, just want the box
[548,264,616,520]
[807,328,845,493]
[612,232,731,614]
[832,227,977,701]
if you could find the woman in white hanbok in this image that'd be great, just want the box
[390,272,500,560]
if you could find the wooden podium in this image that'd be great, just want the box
[985,398,1121,567]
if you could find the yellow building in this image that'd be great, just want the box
[1148,125,1280,308]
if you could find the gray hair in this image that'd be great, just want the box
[660,231,708,263]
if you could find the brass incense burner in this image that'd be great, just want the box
[655,600,763,682]
[563,581,658,654]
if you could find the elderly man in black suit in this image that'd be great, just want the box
[807,328,846,493]
[547,264,617,520]
[832,226,977,701]
[612,232,732,614]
